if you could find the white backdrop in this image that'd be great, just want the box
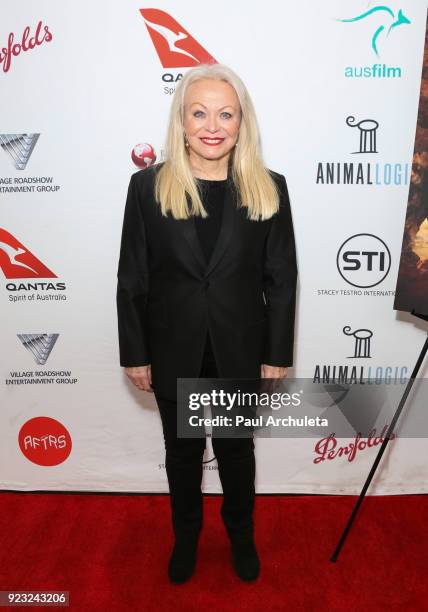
[1,0,428,493]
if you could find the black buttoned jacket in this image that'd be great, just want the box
[116,163,297,401]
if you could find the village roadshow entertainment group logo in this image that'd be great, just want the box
[4,334,78,387]
[0,133,61,194]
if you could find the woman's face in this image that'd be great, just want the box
[182,78,241,167]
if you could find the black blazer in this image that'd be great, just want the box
[116,162,297,401]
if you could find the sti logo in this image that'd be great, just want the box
[338,5,411,56]
[140,8,217,67]
[0,228,56,279]
[336,233,391,288]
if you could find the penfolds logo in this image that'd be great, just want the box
[313,426,396,464]
[0,20,53,73]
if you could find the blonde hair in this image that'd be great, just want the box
[154,63,280,221]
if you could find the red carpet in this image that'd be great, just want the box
[0,492,427,611]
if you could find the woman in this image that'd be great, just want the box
[116,63,297,584]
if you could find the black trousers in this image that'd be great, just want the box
[154,332,256,538]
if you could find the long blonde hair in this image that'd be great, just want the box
[154,63,280,221]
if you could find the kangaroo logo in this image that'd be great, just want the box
[0,228,56,279]
[343,326,373,358]
[140,8,217,68]
[346,116,379,154]
[338,5,411,56]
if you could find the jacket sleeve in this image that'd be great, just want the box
[116,173,151,367]
[262,174,298,367]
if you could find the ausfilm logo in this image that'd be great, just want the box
[0,21,53,74]
[315,116,410,186]
[140,8,217,95]
[0,229,67,301]
[0,133,61,194]
[313,325,408,384]
[336,4,411,78]
[5,334,79,387]
[18,417,72,467]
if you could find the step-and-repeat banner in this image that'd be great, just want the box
[1,0,428,494]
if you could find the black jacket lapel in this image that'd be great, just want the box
[179,181,236,277]
[205,183,235,276]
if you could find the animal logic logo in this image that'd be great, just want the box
[315,115,410,186]
[312,325,408,384]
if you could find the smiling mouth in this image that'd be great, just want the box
[200,138,225,146]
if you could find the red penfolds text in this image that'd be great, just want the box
[0,21,53,73]
[313,426,396,464]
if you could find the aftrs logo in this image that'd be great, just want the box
[19,417,72,466]
[0,21,53,73]
[140,8,216,67]
[0,228,56,279]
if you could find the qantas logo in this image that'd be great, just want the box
[140,8,217,67]
[0,229,56,279]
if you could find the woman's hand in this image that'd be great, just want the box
[124,365,153,392]
[261,364,288,379]
[260,364,288,392]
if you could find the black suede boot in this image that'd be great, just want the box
[168,532,200,584]
[230,533,260,581]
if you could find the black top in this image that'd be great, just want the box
[194,178,229,264]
